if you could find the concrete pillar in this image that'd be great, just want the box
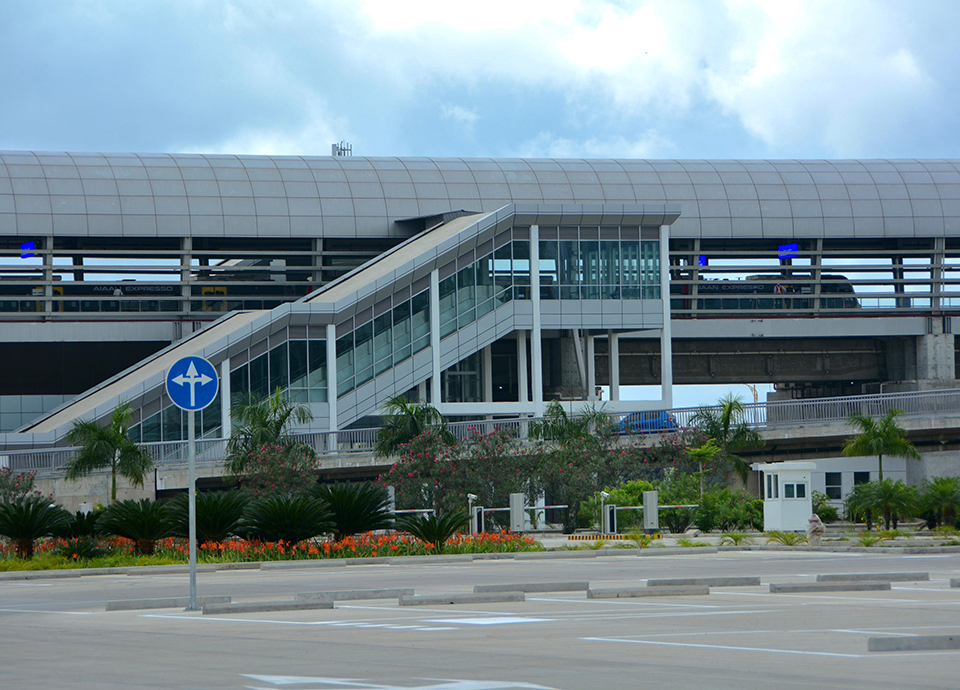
[43,236,53,314]
[586,334,596,400]
[326,323,338,452]
[181,236,192,315]
[660,224,674,408]
[530,224,544,418]
[917,317,956,381]
[517,330,528,404]
[430,270,442,405]
[608,330,620,402]
[219,357,231,439]
[482,345,493,403]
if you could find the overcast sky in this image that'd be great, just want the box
[2,0,956,408]
[2,0,958,161]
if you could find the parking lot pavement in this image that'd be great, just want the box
[3,550,960,689]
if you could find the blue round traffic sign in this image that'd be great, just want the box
[166,356,219,411]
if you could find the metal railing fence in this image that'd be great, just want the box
[5,387,960,476]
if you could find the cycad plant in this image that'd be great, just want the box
[397,511,470,552]
[54,509,102,538]
[0,495,71,558]
[97,499,174,555]
[311,482,394,541]
[166,490,248,543]
[240,494,332,544]
[920,477,960,529]
[863,479,918,530]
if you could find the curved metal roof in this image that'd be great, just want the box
[1,151,959,239]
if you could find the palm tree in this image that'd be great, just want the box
[842,408,920,481]
[691,394,765,483]
[530,400,613,442]
[374,396,454,459]
[225,388,315,475]
[65,402,154,503]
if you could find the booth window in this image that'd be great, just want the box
[825,472,842,500]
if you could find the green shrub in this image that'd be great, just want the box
[655,473,699,533]
[166,490,248,543]
[241,494,332,544]
[812,491,839,523]
[55,536,107,561]
[312,482,394,541]
[581,480,655,531]
[695,488,762,532]
[0,496,71,559]
[98,499,174,555]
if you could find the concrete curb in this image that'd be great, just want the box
[770,581,891,593]
[474,581,589,594]
[106,595,231,611]
[399,592,525,606]
[587,585,710,598]
[295,588,414,602]
[951,578,960,588]
[817,572,929,583]
[202,600,333,615]
[260,560,347,570]
[647,577,760,587]
[868,635,960,652]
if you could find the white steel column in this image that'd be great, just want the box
[482,345,493,402]
[586,335,596,400]
[429,270,442,406]
[659,224,674,408]
[219,357,231,439]
[608,330,620,401]
[326,323,338,452]
[517,330,528,403]
[530,224,544,417]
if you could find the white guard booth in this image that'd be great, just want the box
[753,462,815,532]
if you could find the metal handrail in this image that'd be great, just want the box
[6,387,960,475]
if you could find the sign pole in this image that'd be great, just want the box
[186,410,199,611]
[165,355,219,614]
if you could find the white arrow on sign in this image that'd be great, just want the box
[172,361,213,408]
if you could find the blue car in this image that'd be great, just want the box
[620,411,678,435]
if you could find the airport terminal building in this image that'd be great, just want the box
[2,152,960,457]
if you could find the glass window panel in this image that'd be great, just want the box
[374,312,392,364]
[475,254,495,305]
[142,412,161,443]
[269,342,288,393]
[289,389,309,403]
[477,296,494,319]
[494,244,513,295]
[581,240,600,285]
[308,339,326,389]
[289,341,308,389]
[336,333,354,389]
[621,241,640,285]
[600,240,620,287]
[354,322,373,382]
[128,422,141,445]
[411,291,430,342]
[512,241,530,286]
[439,275,457,330]
[201,389,221,436]
[559,241,580,287]
[309,387,327,403]
[457,264,476,317]
[162,405,183,442]
[784,483,795,499]
[249,354,269,399]
[230,364,249,402]
[796,483,806,498]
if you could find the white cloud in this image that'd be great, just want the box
[516,130,674,159]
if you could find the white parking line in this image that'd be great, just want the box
[582,636,863,658]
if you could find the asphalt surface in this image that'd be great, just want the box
[3,549,960,689]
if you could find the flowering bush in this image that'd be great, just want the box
[0,467,53,503]
[238,444,316,497]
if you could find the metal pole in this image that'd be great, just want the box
[186,411,199,611]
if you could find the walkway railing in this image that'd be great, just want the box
[5,388,960,475]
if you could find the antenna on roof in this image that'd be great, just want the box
[331,141,353,157]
